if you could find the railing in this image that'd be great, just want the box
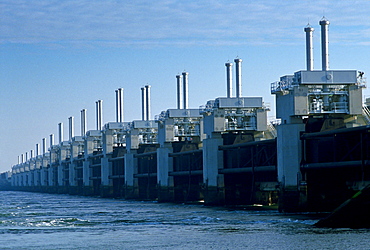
[309,101,349,114]
[267,122,277,138]
[362,105,370,125]
[270,78,294,94]
[357,76,367,88]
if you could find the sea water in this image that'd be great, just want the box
[0,191,369,249]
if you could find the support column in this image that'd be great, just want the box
[157,145,174,202]
[68,160,77,194]
[69,136,83,194]
[57,163,63,187]
[277,123,305,212]
[124,151,137,199]
[69,160,76,187]
[40,167,46,187]
[82,160,93,195]
[48,166,53,187]
[101,157,113,197]
[202,135,224,205]
[40,156,48,188]
[34,169,40,188]
[83,132,100,196]
[27,166,33,187]
[101,129,114,197]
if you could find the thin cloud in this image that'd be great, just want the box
[1,0,370,46]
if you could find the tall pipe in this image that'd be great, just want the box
[115,89,119,122]
[176,74,183,109]
[120,88,124,122]
[50,134,54,148]
[319,18,330,71]
[96,101,99,130]
[18,156,20,164]
[36,143,40,156]
[58,123,63,143]
[42,138,46,154]
[145,85,151,120]
[225,62,233,98]
[99,100,103,130]
[141,87,146,121]
[304,25,314,71]
[81,109,87,136]
[30,150,34,159]
[25,152,28,162]
[21,154,24,164]
[115,88,124,123]
[182,72,189,109]
[96,100,103,130]
[234,58,242,98]
[68,116,74,141]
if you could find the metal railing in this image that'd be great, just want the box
[267,122,277,138]
[362,104,370,125]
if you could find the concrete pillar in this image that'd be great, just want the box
[27,163,33,186]
[25,171,29,187]
[34,169,40,187]
[202,135,224,204]
[40,156,48,187]
[20,171,24,187]
[35,157,41,186]
[277,123,305,212]
[19,172,22,187]
[31,171,35,187]
[101,157,111,186]
[57,164,63,187]
[82,160,92,195]
[10,172,14,186]
[101,129,115,197]
[69,136,83,190]
[16,173,19,187]
[48,165,54,186]
[69,161,76,187]
[49,145,57,187]
[58,144,68,188]
[13,173,16,187]
[32,170,36,187]
[157,145,173,202]
[124,151,137,198]
[103,129,115,155]
[101,157,112,197]
[83,132,100,195]
[17,174,21,187]
[27,169,32,187]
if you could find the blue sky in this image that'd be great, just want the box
[1,0,370,172]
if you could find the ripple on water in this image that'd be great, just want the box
[0,191,370,249]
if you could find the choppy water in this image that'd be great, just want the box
[0,191,369,249]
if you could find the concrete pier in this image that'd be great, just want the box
[277,123,305,212]
[202,136,224,204]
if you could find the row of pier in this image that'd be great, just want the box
[5,18,370,212]
[10,58,278,206]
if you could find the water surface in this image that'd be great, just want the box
[0,191,369,249]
